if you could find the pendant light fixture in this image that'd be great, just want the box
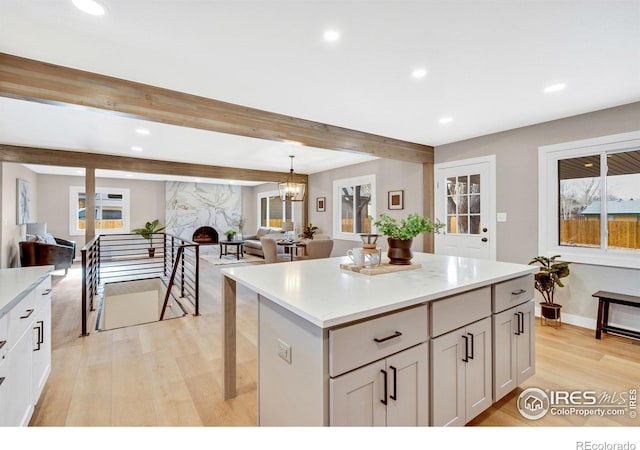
[278,155,306,202]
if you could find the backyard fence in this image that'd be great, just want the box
[560,220,640,250]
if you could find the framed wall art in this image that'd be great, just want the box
[388,190,404,210]
[316,196,326,212]
[17,178,33,224]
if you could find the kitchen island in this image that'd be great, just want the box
[221,252,536,426]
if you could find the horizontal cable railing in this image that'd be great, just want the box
[81,233,199,336]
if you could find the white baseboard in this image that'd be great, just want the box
[535,305,596,330]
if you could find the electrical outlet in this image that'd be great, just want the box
[278,339,291,364]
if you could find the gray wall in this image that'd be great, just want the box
[435,101,640,327]
[36,174,166,256]
[308,158,424,257]
[1,163,39,268]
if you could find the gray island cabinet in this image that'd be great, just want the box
[221,252,536,426]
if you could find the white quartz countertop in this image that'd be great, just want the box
[0,266,53,316]
[222,252,536,328]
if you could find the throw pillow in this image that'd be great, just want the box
[43,233,57,245]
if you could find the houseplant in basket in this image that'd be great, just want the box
[528,255,571,323]
[224,229,238,241]
[132,219,165,258]
[373,213,445,265]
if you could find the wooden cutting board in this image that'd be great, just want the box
[340,261,422,275]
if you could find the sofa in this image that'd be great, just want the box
[19,234,76,274]
[243,227,285,257]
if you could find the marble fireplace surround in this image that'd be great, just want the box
[165,181,242,243]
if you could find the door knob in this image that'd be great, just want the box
[482,227,488,233]
[481,237,488,242]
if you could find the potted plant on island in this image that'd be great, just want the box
[224,229,238,241]
[373,213,445,265]
[528,255,571,324]
[132,219,166,258]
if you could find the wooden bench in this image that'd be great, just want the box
[593,290,640,340]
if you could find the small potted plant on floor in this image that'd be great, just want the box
[132,219,165,257]
[224,229,238,241]
[373,213,445,265]
[528,255,571,324]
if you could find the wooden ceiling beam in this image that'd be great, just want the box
[0,144,304,183]
[0,53,434,164]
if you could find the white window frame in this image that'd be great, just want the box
[257,190,299,229]
[333,174,376,241]
[69,186,131,236]
[538,130,640,269]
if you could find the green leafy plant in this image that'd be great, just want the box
[132,219,165,248]
[373,214,445,240]
[300,223,319,239]
[224,229,238,239]
[528,255,571,304]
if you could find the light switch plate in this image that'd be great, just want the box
[278,339,291,364]
[497,212,507,222]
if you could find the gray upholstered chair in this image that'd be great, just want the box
[260,237,290,264]
[295,239,334,260]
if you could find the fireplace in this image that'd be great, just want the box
[192,226,219,245]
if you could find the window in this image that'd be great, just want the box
[333,175,376,241]
[69,187,130,235]
[257,191,301,229]
[539,131,640,269]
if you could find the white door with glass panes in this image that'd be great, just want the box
[435,156,496,259]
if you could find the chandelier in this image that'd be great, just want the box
[278,155,306,202]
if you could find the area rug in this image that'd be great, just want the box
[200,251,264,266]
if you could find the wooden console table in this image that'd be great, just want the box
[593,290,640,340]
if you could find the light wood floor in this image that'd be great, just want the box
[30,260,640,427]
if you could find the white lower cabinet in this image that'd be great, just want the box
[0,274,52,427]
[492,300,535,401]
[330,343,428,426]
[1,326,33,426]
[430,317,492,426]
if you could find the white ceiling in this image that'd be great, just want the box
[1,0,639,183]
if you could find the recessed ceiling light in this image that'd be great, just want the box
[135,128,150,135]
[584,163,594,168]
[544,83,566,93]
[439,117,453,124]
[75,169,83,174]
[72,0,105,16]
[194,178,201,183]
[323,30,340,42]
[131,146,143,152]
[125,173,133,178]
[412,68,428,79]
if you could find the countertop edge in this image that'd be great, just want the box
[222,265,536,329]
[0,266,54,317]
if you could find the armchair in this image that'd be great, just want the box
[19,234,76,275]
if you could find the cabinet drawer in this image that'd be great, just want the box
[430,287,491,338]
[492,274,534,313]
[329,304,428,377]
[7,290,37,351]
[33,277,52,310]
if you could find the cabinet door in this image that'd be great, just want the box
[430,330,465,426]
[465,317,492,423]
[2,329,34,426]
[330,359,386,426]
[492,308,517,402]
[31,297,51,404]
[385,343,428,426]
[516,300,535,384]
